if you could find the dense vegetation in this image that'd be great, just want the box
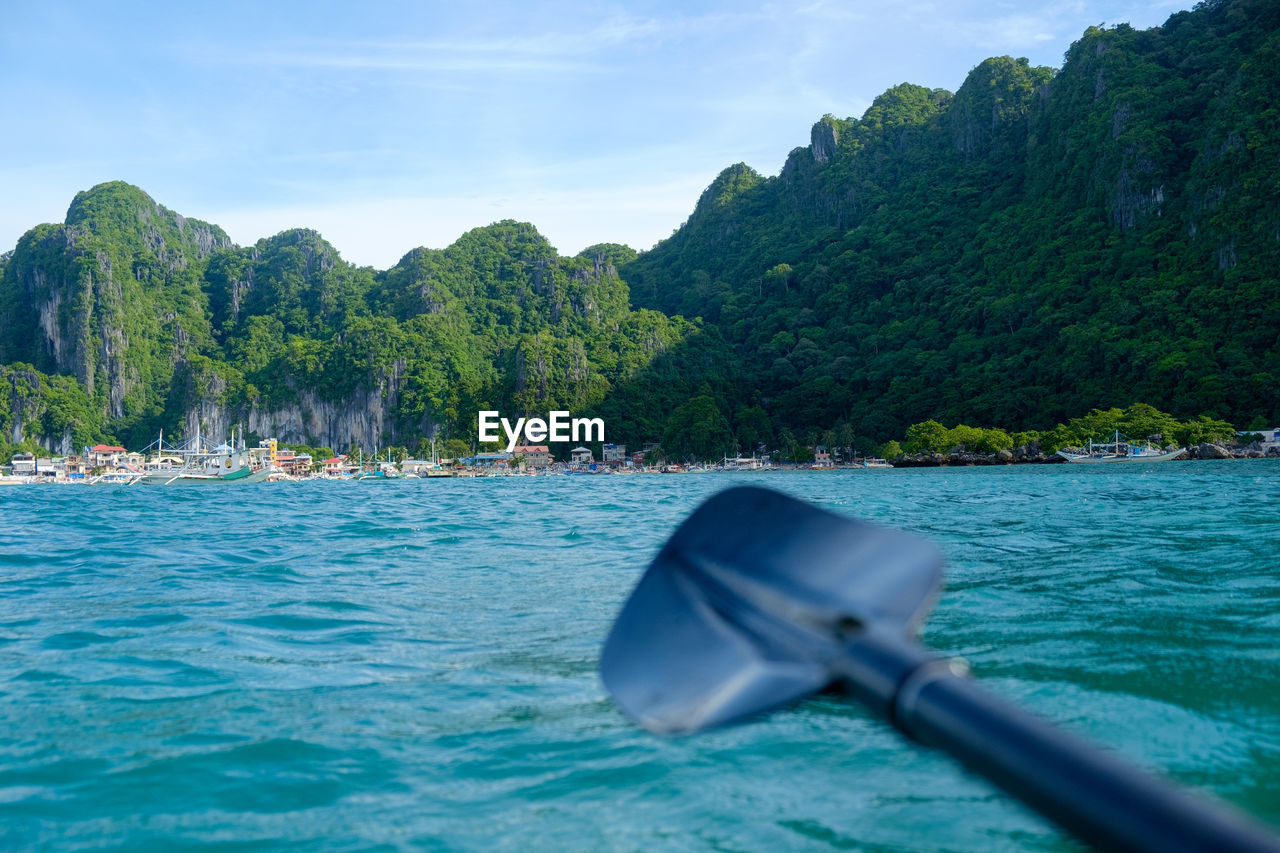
[0,363,109,461]
[0,184,705,459]
[899,403,1237,457]
[623,0,1280,450]
[1,0,1276,463]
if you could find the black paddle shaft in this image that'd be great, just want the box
[835,626,1280,853]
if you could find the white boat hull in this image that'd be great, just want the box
[1057,448,1185,463]
[135,467,272,485]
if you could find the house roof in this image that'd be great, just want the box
[92,444,126,452]
[512,445,549,453]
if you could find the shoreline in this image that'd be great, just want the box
[2,448,1277,485]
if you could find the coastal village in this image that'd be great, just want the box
[0,438,783,484]
[2,428,1277,484]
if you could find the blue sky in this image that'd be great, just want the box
[2,1,1183,269]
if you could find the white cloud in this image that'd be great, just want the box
[175,11,668,77]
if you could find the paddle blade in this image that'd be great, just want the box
[601,486,944,734]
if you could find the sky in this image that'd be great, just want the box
[1,1,1186,269]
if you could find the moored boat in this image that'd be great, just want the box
[133,427,272,484]
[1057,431,1184,463]
[353,448,406,481]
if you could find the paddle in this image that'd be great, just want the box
[601,486,1280,853]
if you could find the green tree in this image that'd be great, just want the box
[905,420,949,454]
[663,396,733,462]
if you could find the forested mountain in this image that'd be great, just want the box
[623,0,1280,443]
[0,183,707,456]
[1,0,1276,460]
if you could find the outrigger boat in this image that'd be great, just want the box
[1057,431,1184,463]
[353,447,405,481]
[133,427,272,485]
[422,438,453,477]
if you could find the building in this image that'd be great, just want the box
[602,443,627,466]
[10,453,35,477]
[468,452,512,468]
[88,444,127,469]
[273,448,312,476]
[570,446,593,464]
[322,456,352,477]
[274,446,297,471]
[63,454,88,478]
[813,446,832,467]
[1242,427,1280,451]
[511,445,551,469]
[399,458,430,475]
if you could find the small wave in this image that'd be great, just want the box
[227,614,384,632]
[41,631,128,650]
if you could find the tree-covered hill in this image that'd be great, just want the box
[0,182,231,443]
[0,184,703,456]
[621,0,1280,443]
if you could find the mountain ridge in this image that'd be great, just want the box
[621,0,1280,441]
[0,181,704,456]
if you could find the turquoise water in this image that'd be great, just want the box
[1,463,1277,851]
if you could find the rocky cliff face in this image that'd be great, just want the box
[246,382,409,452]
[810,117,838,163]
[173,362,419,451]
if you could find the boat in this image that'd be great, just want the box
[88,472,141,485]
[1057,431,1185,463]
[354,467,404,481]
[133,427,272,485]
[421,438,454,477]
[722,455,765,471]
[353,447,405,481]
[848,454,893,469]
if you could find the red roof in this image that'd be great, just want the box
[92,444,126,452]
[322,457,345,465]
[512,445,550,454]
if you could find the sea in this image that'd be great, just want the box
[1,462,1277,851]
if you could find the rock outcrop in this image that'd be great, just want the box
[1195,442,1233,459]
[811,117,838,163]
